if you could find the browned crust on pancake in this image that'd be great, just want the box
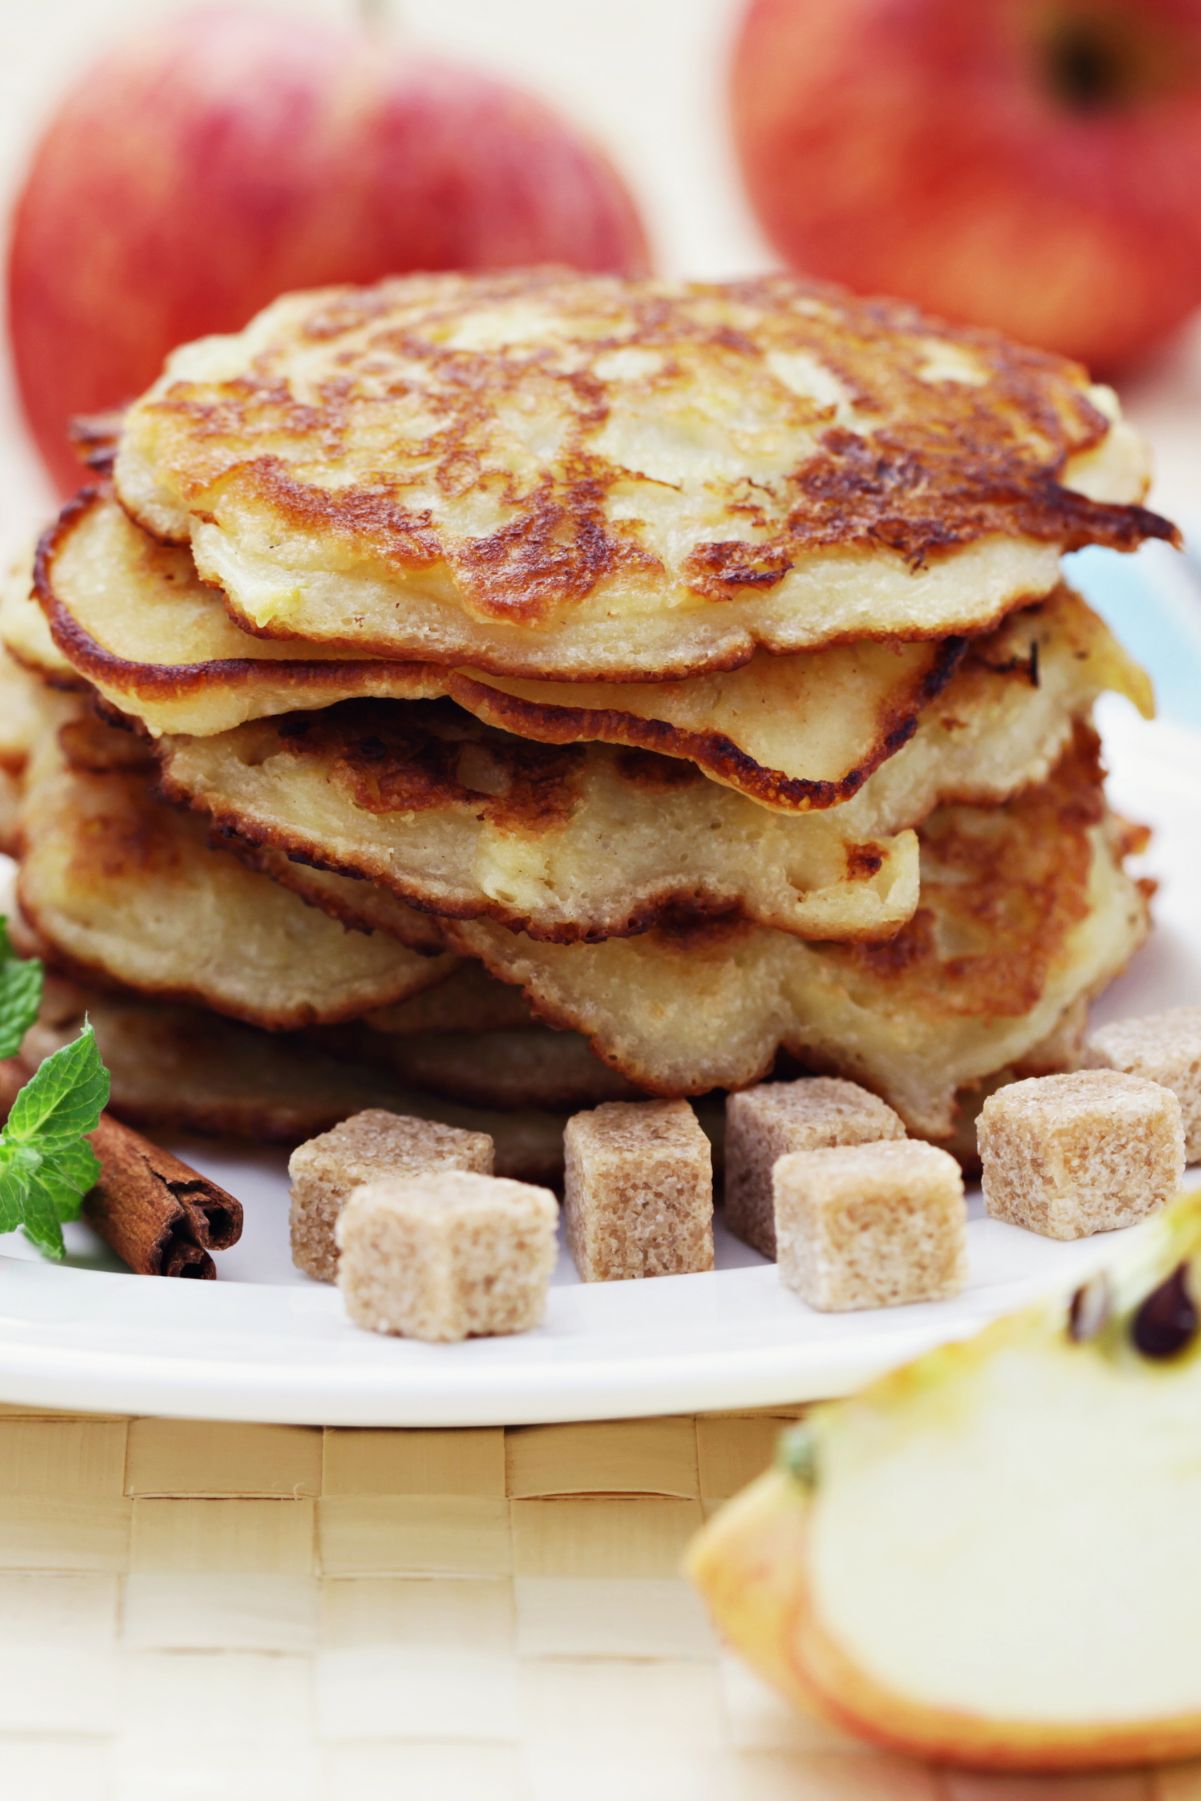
[215,458,660,626]
[126,271,1177,630]
[680,426,1173,592]
[39,490,974,810]
[15,870,437,1036]
[37,490,1092,819]
[173,797,824,946]
[34,488,436,702]
[68,411,124,477]
[16,747,445,1031]
[438,726,1132,1096]
[453,636,968,811]
[56,710,154,777]
[830,740,1105,1018]
[211,828,450,957]
[301,703,587,836]
[155,699,905,947]
[2,641,88,693]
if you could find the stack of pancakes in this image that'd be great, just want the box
[0,270,1177,1180]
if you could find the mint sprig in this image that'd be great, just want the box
[0,919,43,1059]
[0,921,111,1259]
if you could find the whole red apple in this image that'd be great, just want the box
[8,5,650,493]
[731,0,1201,369]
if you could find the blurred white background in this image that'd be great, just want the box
[1,0,1197,530]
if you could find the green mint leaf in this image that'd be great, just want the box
[6,1026,109,1146]
[0,1026,110,1261]
[0,918,43,1060]
[0,1137,100,1261]
[32,1139,101,1217]
[19,1166,73,1260]
[0,1148,35,1235]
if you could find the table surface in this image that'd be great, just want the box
[2,1398,1196,1801]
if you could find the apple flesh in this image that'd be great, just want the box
[730,0,1201,370]
[8,4,649,493]
[688,1188,1201,1770]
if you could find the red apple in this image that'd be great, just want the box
[730,0,1201,370]
[8,4,650,493]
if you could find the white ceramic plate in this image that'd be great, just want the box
[0,701,1198,1425]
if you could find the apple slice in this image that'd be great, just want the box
[688,1191,1201,1771]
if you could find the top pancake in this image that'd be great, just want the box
[113,269,1174,680]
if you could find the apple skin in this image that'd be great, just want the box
[8,4,650,494]
[730,0,1201,370]
[688,1187,1201,1772]
[685,1466,823,1715]
[689,1461,1201,1772]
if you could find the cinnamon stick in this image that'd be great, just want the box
[0,1060,243,1277]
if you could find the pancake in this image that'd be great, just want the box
[444,644,961,814]
[0,641,47,772]
[437,731,1151,1138]
[38,496,1149,805]
[823,587,1150,839]
[35,489,450,731]
[366,964,534,1037]
[25,974,567,1182]
[155,591,1147,946]
[0,769,19,860]
[16,720,451,1031]
[35,496,1150,815]
[113,269,1172,680]
[0,553,77,689]
[38,492,964,812]
[4,653,456,960]
[0,642,76,855]
[219,835,452,955]
[68,409,124,477]
[159,698,922,945]
[358,1023,641,1111]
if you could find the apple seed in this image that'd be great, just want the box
[1132,1263,1198,1360]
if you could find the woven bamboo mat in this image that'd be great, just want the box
[0,1399,1194,1801]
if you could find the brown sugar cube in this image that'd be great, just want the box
[336,1171,558,1341]
[564,1099,713,1281]
[1085,1008,1201,1163]
[725,1078,906,1258]
[979,1070,1185,1241]
[288,1109,493,1282]
[774,1139,968,1312]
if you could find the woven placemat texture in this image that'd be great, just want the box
[0,1400,1194,1801]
